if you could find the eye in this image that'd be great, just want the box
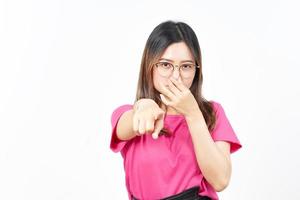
[182,64,193,69]
[160,62,172,69]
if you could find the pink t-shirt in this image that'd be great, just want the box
[109,100,242,200]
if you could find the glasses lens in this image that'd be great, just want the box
[180,64,196,78]
[156,62,173,77]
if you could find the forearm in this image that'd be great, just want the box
[185,110,231,192]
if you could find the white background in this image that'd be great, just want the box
[1,0,300,199]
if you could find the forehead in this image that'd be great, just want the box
[160,42,194,62]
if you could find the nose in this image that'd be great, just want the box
[171,65,180,80]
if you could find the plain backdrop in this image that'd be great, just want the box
[0,0,300,199]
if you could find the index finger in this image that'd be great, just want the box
[159,81,176,100]
[170,77,186,91]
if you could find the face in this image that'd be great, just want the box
[153,41,196,93]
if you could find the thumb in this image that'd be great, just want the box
[154,109,165,120]
[152,116,164,140]
[160,94,170,106]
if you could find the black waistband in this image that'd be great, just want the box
[131,186,211,200]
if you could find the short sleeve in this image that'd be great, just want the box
[109,104,133,153]
[211,101,242,154]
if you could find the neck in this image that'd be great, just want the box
[160,103,180,115]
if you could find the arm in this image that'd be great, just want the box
[157,76,235,191]
[185,109,232,192]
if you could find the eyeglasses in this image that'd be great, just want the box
[154,61,199,78]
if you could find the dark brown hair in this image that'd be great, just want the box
[133,20,217,136]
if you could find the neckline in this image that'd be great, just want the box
[165,114,185,117]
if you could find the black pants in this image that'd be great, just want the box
[131,186,211,200]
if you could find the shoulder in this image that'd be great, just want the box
[113,103,133,113]
[208,100,222,112]
[111,104,134,122]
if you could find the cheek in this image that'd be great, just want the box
[153,72,168,92]
[182,78,194,89]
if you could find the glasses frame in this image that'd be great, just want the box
[154,61,200,78]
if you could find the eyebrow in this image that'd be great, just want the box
[159,58,194,63]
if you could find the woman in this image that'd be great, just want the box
[109,20,242,200]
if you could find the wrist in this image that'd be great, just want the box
[185,108,204,122]
[185,112,208,131]
[134,98,156,112]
